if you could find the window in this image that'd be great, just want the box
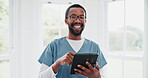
[42,3,70,46]
[0,0,10,78]
[41,1,84,47]
[107,0,144,78]
[42,0,83,46]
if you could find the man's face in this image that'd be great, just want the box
[65,7,86,36]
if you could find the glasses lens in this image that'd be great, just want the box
[69,15,85,20]
[79,16,85,19]
[70,15,77,20]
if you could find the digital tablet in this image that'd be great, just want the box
[70,53,98,74]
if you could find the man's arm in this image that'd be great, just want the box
[38,52,75,78]
[38,64,56,78]
[52,52,75,74]
[100,65,107,78]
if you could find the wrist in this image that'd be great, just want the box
[52,61,61,74]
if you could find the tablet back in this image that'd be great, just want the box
[70,53,98,74]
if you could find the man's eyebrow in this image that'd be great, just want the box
[80,15,85,16]
[69,14,77,16]
[70,14,85,16]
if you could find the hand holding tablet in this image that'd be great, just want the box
[70,53,98,74]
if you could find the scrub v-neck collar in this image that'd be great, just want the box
[64,37,85,53]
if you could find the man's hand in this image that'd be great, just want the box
[56,52,75,65]
[52,52,75,74]
[74,62,101,78]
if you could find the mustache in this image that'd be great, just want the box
[71,23,84,27]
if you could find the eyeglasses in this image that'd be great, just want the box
[68,15,86,21]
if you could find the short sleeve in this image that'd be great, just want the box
[38,44,54,67]
[97,45,107,69]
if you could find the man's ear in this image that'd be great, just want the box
[65,19,68,25]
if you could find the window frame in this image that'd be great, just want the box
[144,0,148,78]
[0,0,12,59]
[105,0,145,78]
[0,0,15,78]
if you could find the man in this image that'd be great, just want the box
[38,4,107,78]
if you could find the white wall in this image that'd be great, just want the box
[11,0,42,78]
[83,0,108,54]
[83,0,102,43]
[19,0,42,78]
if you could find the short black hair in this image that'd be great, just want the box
[65,4,87,19]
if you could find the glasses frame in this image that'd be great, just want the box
[67,15,86,21]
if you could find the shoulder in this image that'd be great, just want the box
[84,38,102,53]
[52,37,66,43]
[47,37,66,46]
[84,38,99,46]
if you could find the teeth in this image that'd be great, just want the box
[74,26,81,28]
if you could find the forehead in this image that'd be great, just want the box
[68,7,85,16]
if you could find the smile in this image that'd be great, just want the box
[74,25,81,29]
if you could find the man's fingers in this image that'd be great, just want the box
[74,69,88,76]
[65,52,75,65]
[65,56,73,65]
[95,62,100,71]
[67,52,74,60]
[74,62,101,78]
[66,55,72,61]
[95,65,100,71]
[86,62,93,69]
[77,65,89,71]
[68,52,75,56]
[67,52,75,60]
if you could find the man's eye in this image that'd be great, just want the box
[80,16,85,19]
[71,16,76,19]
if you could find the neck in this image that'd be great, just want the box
[67,33,82,40]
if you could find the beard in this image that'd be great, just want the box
[68,23,85,36]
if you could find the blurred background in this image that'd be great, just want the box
[0,0,147,78]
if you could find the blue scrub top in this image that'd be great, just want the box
[38,37,107,78]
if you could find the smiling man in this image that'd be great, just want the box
[66,8,85,37]
[38,4,107,78]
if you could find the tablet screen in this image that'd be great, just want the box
[70,53,98,74]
